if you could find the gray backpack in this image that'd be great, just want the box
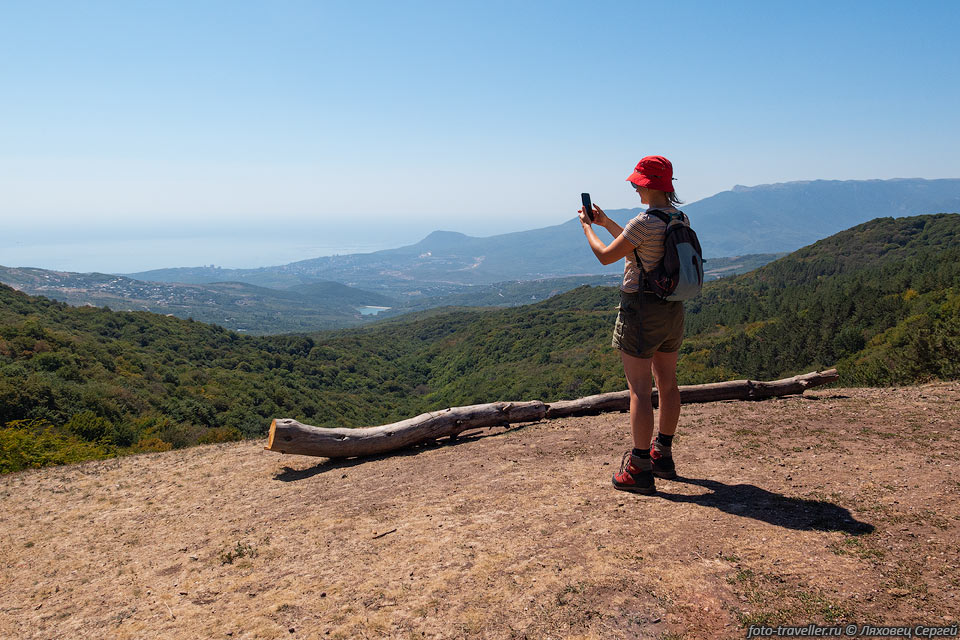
[634,209,704,301]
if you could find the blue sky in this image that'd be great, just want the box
[2,0,959,268]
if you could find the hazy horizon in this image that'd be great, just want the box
[4,174,959,273]
[0,234,392,274]
[3,1,958,254]
[0,211,575,273]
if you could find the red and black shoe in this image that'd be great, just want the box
[650,441,677,479]
[612,451,656,494]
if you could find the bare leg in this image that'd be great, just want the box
[652,350,680,436]
[620,351,654,450]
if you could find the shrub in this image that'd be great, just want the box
[65,411,114,442]
[0,420,110,473]
[198,426,243,444]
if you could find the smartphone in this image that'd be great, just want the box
[581,193,593,221]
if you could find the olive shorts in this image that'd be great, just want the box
[611,290,685,359]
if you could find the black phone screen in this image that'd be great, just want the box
[581,193,593,221]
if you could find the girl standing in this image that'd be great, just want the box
[579,155,685,494]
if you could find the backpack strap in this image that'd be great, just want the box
[647,208,686,224]
[645,208,672,225]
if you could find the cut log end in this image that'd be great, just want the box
[265,419,277,451]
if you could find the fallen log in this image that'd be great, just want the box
[546,368,840,417]
[267,400,546,459]
[266,369,837,459]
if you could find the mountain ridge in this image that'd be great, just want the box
[124,178,960,290]
[686,177,960,255]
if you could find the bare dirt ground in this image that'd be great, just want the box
[1,383,958,640]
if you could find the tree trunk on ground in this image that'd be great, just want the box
[267,401,546,459]
[266,369,838,459]
[545,369,839,417]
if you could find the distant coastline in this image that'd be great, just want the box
[0,235,392,274]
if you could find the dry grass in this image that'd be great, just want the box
[1,383,958,639]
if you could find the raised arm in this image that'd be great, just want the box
[579,205,636,266]
[599,214,624,239]
[586,203,623,238]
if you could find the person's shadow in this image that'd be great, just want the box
[655,476,874,534]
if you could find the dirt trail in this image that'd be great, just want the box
[1,384,958,639]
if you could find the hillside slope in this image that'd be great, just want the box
[1,384,957,639]
[684,214,960,383]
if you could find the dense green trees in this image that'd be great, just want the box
[1,214,957,473]
[685,215,959,381]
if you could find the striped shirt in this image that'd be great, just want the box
[619,206,680,293]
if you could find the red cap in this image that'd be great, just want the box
[626,155,675,192]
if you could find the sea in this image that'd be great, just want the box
[0,232,417,275]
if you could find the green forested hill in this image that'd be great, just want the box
[0,284,621,472]
[684,214,959,383]
[2,214,957,472]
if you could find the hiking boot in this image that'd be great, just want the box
[650,441,677,479]
[612,451,656,494]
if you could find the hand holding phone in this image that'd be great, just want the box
[581,193,594,222]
